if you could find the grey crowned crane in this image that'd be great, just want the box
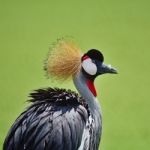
[3,39,117,150]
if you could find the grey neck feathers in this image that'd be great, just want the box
[73,71,101,115]
[73,71,102,149]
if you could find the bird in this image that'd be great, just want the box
[3,39,117,150]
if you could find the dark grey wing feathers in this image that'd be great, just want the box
[4,102,88,150]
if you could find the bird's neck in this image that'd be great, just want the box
[73,71,101,114]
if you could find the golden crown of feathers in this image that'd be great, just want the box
[44,38,82,80]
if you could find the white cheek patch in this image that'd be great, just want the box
[82,58,97,75]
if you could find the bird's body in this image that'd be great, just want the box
[4,73,102,150]
[3,39,117,150]
[3,88,90,150]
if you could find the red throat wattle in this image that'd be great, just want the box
[86,80,97,97]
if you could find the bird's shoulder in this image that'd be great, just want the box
[29,87,89,110]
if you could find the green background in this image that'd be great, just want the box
[0,0,150,149]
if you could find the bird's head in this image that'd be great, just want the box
[81,49,117,81]
[45,39,117,82]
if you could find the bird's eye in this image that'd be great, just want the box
[92,60,96,63]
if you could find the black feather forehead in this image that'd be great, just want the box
[82,49,104,62]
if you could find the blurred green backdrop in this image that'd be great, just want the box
[0,0,150,149]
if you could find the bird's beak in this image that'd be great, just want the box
[97,63,118,74]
